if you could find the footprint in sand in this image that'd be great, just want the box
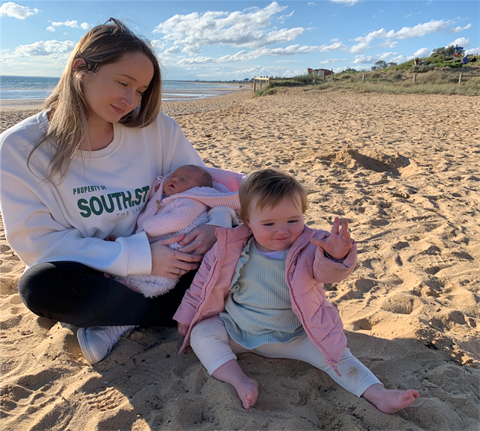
[84,386,127,412]
[15,369,62,392]
[380,293,421,315]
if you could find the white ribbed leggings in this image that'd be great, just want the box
[190,315,382,397]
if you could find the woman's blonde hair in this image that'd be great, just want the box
[29,19,162,182]
[239,169,308,223]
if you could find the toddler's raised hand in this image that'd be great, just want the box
[311,217,354,261]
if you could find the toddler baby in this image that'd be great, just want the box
[174,168,420,413]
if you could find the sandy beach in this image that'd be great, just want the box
[1,87,479,430]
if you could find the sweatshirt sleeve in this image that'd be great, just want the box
[312,231,357,283]
[206,206,237,228]
[0,167,152,276]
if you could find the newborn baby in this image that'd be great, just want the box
[111,164,242,297]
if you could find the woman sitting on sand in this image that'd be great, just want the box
[0,19,238,365]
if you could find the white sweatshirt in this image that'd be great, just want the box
[0,111,228,276]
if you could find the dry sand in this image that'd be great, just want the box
[1,87,479,430]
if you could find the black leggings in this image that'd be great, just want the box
[18,261,196,328]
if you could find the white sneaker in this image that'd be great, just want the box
[77,325,136,365]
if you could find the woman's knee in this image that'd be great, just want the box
[18,261,98,320]
[18,263,57,315]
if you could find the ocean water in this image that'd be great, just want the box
[0,76,235,101]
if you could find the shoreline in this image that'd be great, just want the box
[0,90,254,133]
[0,84,253,112]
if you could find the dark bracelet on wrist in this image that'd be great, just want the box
[324,250,347,263]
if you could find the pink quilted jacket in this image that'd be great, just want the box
[174,223,357,371]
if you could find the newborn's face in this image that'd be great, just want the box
[163,166,202,197]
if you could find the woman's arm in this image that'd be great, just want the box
[178,206,236,255]
[0,170,152,276]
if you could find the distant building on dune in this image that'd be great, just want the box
[307,68,333,77]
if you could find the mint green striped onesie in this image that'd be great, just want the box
[220,238,306,349]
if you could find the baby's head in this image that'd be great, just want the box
[163,165,212,197]
[239,169,308,252]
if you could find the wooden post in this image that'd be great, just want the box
[458,73,462,84]
[362,75,365,82]
[254,78,257,92]
[413,73,417,83]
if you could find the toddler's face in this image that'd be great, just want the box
[245,195,305,252]
[163,166,203,197]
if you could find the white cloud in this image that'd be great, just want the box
[0,2,39,19]
[450,23,471,33]
[352,52,397,64]
[14,40,75,57]
[331,0,360,6]
[352,56,376,64]
[390,55,409,64]
[278,11,294,24]
[193,63,305,79]
[177,44,328,65]
[405,12,421,18]
[413,47,431,57]
[274,59,300,64]
[308,2,316,5]
[152,2,304,53]
[466,47,480,55]
[1,39,75,75]
[353,28,387,44]
[319,58,346,64]
[353,20,472,45]
[47,20,90,32]
[379,40,398,49]
[378,52,397,60]
[349,42,370,53]
[319,38,348,52]
[151,40,166,51]
[164,46,181,55]
[447,37,469,48]
[335,65,366,72]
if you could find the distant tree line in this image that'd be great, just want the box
[431,46,457,57]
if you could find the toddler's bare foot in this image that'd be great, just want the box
[234,375,259,409]
[212,359,259,410]
[362,384,420,414]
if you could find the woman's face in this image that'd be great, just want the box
[81,52,154,126]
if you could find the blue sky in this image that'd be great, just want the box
[0,1,478,80]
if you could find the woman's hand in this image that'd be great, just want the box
[177,224,218,256]
[178,323,189,336]
[150,234,203,279]
[311,217,354,261]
